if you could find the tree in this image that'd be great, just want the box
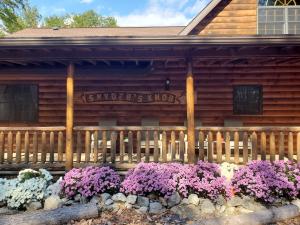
[44,15,67,28]
[0,0,25,33]
[0,1,41,33]
[43,10,118,28]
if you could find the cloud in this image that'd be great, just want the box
[80,0,94,4]
[115,0,210,27]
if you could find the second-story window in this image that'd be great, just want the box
[258,0,300,34]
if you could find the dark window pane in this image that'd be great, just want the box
[233,86,263,115]
[0,85,38,122]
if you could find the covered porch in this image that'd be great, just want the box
[0,36,300,173]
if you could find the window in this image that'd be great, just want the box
[0,85,38,122]
[233,86,263,115]
[258,0,300,34]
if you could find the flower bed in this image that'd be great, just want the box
[231,160,300,204]
[61,166,121,198]
[121,161,231,201]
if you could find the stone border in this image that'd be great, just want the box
[195,204,300,225]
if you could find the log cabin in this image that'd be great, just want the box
[0,0,300,173]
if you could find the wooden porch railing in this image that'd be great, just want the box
[1,126,300,171]
[73,126,187,164]
[0,127,65,166]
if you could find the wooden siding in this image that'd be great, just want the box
[191,0,257,35]
[0,62,300,127]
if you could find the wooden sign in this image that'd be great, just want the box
[77,91,187,104]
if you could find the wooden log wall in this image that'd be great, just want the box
[190,0,257,35]
[0,61,300,128]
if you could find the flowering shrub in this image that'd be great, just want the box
[121,162,231,201]
[61,166,121,198]
[2,169,53,209]
[231,160,300,204]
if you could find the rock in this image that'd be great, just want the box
[63,199,75,206]
[105,199,114,206]
[90,196,100,205]
[100,193,111,202]
[137,196,150,208]
[180,198,189,205]
[224,206,237,216]
[44,195,63,210]
[242,200,267,212]
[112,193,127,202]
[149,202,163,214]
[188,194,200,206]
[200,199,215,215]
[216,205,226,213]
[125,202,133,209]
[171,204,202,219]
[167,192,181,208]
[236,206,254,214]
[216,196,226,206]
[292,199,300,208]
[46,177,62,196]
[126,195,137,205]
[74,194,81,202]
[80,196,88,204]
[137,206,148,214]
[159,197,168,207]
[0,207,19,215]
[26,201,42,211]
[227,196,244,207]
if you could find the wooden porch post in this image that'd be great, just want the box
[66,63,74,170]
[186,60,195,164]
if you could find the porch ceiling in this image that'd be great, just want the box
[0,36,300,68]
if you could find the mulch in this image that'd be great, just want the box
[67,209,192,225]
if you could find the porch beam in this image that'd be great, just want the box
[186,60,196,164]
[66,63,74,170]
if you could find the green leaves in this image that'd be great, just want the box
[43,10,118,28]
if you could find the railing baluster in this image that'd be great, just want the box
[32,132,38,164]
[111,131,117,163]
[288,132,294,160]
[24,132,29,164]
[171,131,176,161]
[179,131,185,163]
[102,131,107,163]
[234,131,239,164]
[297,132,300,164]
[261,132,266,161]
[58,131,64,162]
[225,131,230,163]
[136,131,141,163]
[208,131,213,163]
[16,132,21,164]
[243,132,248,164]
[279,132,284,160]
[41,131,47,163]
[0,132,4,163]
[162,131,167,162]
[216,131,222,163]
[154,131,159,163]
[199,131,205,161]
[49,131,55,163]
[270,132,275,162]
[145,131,150,163]
[93,131,99,163]
[119,131,125,163]
[85,131,91,163]
[251,132,257,160]
[76,131,82,163]
[7,132,13,164]
[128,131,133,163]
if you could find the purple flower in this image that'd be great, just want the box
[61,166,120,198]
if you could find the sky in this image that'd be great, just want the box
[28,0,211,27]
